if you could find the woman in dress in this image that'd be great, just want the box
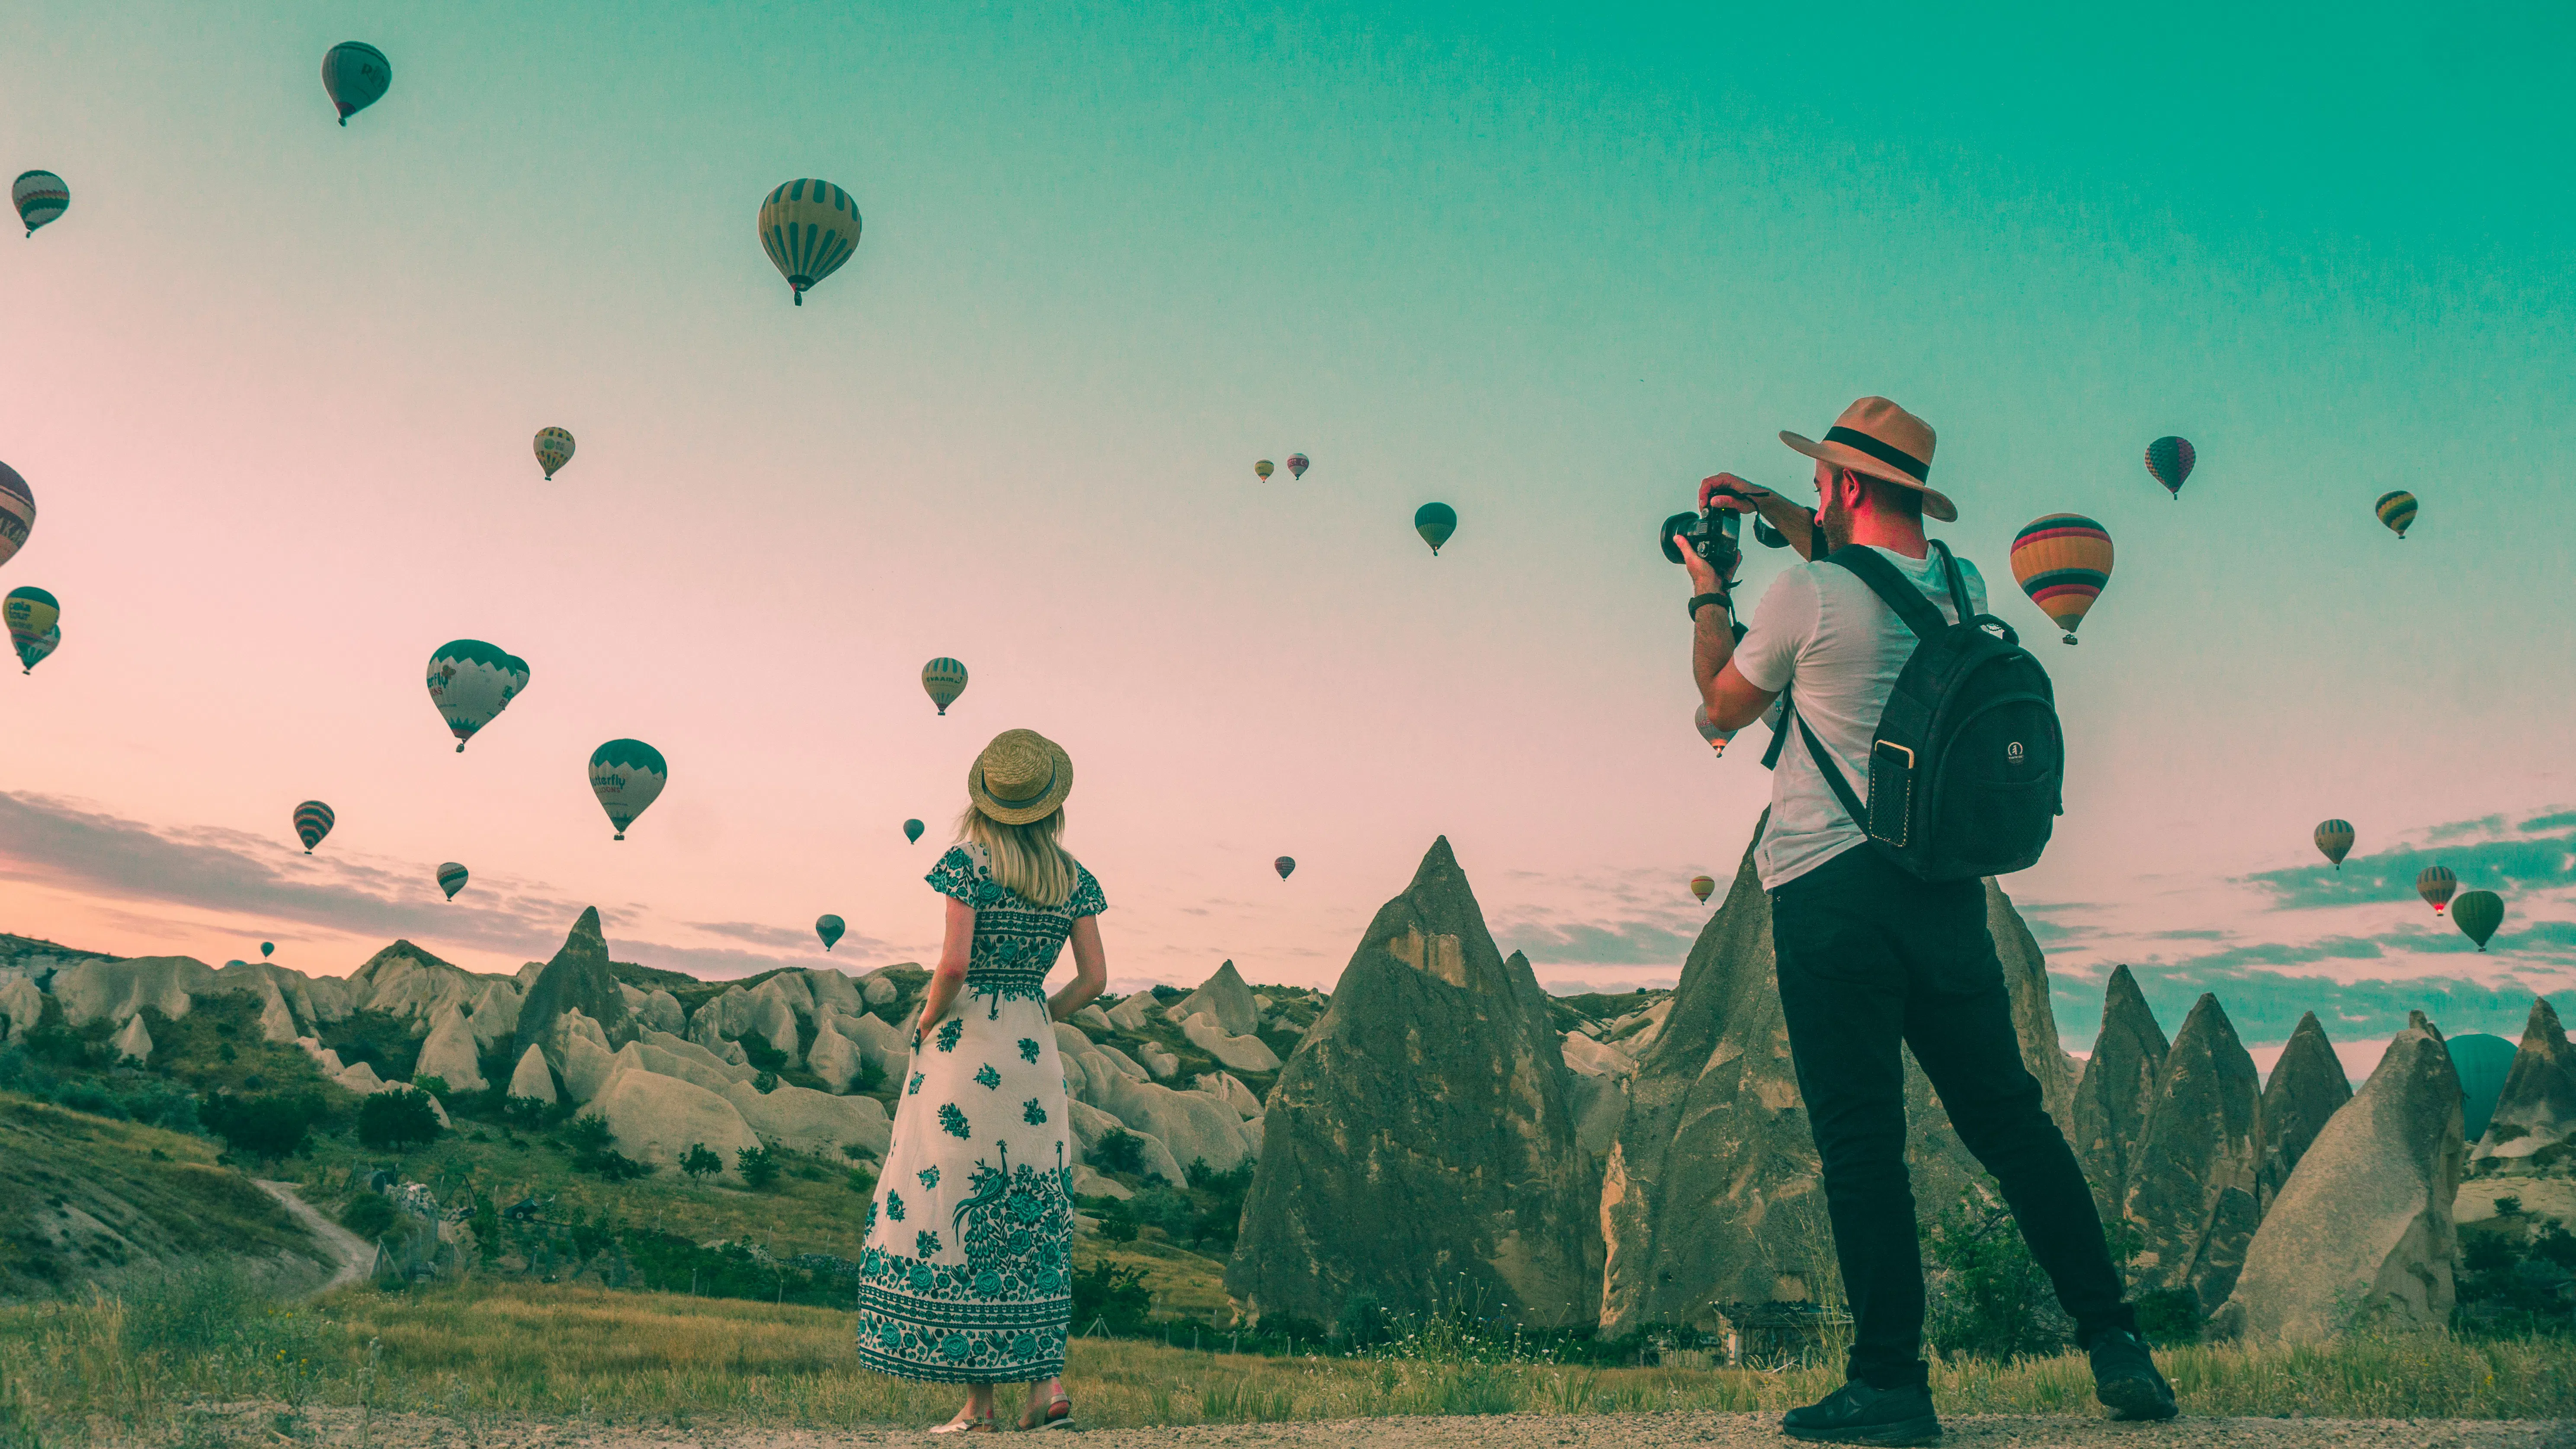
[855,728,1108,1433]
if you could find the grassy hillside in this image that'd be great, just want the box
[0,1092,323,1300]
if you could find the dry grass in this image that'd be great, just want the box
[3,1275,2570,1444]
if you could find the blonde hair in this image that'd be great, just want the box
[955,804,1079,908]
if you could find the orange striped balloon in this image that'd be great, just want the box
[2010,514,2113,645]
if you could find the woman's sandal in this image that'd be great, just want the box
[1037,1394,1074,1430]
[928,1411,998,1434]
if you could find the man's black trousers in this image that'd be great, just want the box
[1770,843,2135,1389]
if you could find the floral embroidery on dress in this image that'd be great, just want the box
[887,1191,907,1221]
[1018,1037,1041,1063]
[907,1071,924,1096]
[1022,1099,1048,1126]
[916,1230,942,1257]
[974,1064,1001,1090]
[918,1166,940,1189]
[936,1018,964,1052]
[939,1103,970,1138]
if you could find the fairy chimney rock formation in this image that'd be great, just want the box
[1227,837,1602,1329]
[2256,1012,2352,1211]
[1599,819,2080,1336]
[513,907,633,1062]
[2212,1012,2464,1340]
[2071,965,2169,1225]
[1179,960,1261,1038]
[2472,997,2576,1173]
[2122,992,2263,1314]
[1989,882,2080,1138]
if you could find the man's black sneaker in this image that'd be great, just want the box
[2089,1328,2179,1420]
[1781,1379,1941,1445]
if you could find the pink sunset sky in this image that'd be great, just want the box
[5,4,2573,1070]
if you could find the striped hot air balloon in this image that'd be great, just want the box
[1415,502,1457,555]
[322,42,391,125]
[2313,819,2355,872]
[1690,874,1716,903]
[2375,490,2418,540]
[922,657,968,715]
[4,587,58,673]
[0,462,35,570]
[589,739,668,840]
[2010,514,2113,644]
[1255,459,1275,482]
[2145,436,2195,499]
[2453,890,2503,952]
[2417,865,2457,914]
[17,625,57,673]
[13,171,68,237]
[904,818,926,843]
[1286,453,1309,480]
[758,180,862,306]
[534,428,575,480]
[1275,856,1296,881]
[816,914,846,952]
[436,862,469,901]
[426,640,522,751]
[292,801,336,854]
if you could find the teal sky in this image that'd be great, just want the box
[5,1,2573,1062]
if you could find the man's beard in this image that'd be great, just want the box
[1817,493,1855,554]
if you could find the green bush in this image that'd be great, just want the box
[2133,1287,2203,1347]
[1336,1289,1388,1346]
[1091,1128,1144,1175]
[737,1146,780,1189]
[846,1165,878,1195]
[561,1114,614,1152]
[680,1143,723,1180]
[337,1193,398,1241]
[1070,1260,1153,1335]
[202,1090,324,1160]
[1924,1189,2068,1361]
[1094,1197,1139,1243]
[354,1089,443,1151]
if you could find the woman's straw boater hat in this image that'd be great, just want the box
[968,728,1073,825]
[1779,396,1957,523]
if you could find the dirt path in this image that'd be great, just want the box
[260,1407,2576,1449]
[257,1179,371,1293]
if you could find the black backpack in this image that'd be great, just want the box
[1759,541,2063,881]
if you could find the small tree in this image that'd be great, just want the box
[202,1091,321,1161]
[562,1113,615,1151]
[410,1074,452,1103]
[680,1144,723,1180]
[337,1192,399,1241]
[356,1089,443,1151]
[1092,1128,1144,1175]
[736,1145,781,1189]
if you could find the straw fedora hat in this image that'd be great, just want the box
[1779,396,1957,523]
[968,728,1073,825]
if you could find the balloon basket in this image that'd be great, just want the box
[613,833,625,841]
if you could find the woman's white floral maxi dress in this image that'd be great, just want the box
[854,842,1105,1382]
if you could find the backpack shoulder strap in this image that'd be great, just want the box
[1822,545,1949,641]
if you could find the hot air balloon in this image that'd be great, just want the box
[2453,890,2503,952]
[5,587,58,673]
[2417,865,2457,914]
[436,862,469,900]
[17,624,57,673]
[292,801,334,854]
[1414,503,1457,556]
[2144,436,2195,499]
[2313,819,2354,871]
[1694,703,1734,757]
[758,180,862,305]
[534,428,575,480]
[2375,490,2418,540]
[503,654,531,706]
[904,818,926,844]
[0,462,34,570]
[589,739,667,840]
[322,42,391,125]
[426,640,522,751]
[2010,514,2113,644]
[260,942,274,959]
[816,914,846,952]
[1690,875,1715,904]
[12,171,67,237]
[1275,856,1296,881]
[1255,459,1275,482]
[1286,453,1309,481]
[922,657,968,715]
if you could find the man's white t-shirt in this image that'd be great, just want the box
[1733,546,1990,891]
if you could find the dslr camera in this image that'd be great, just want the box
[1662,484,1799,576]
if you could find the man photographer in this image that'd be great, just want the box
[1679,398,2176,1443]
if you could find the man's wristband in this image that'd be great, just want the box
[1688,591,1731,622]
